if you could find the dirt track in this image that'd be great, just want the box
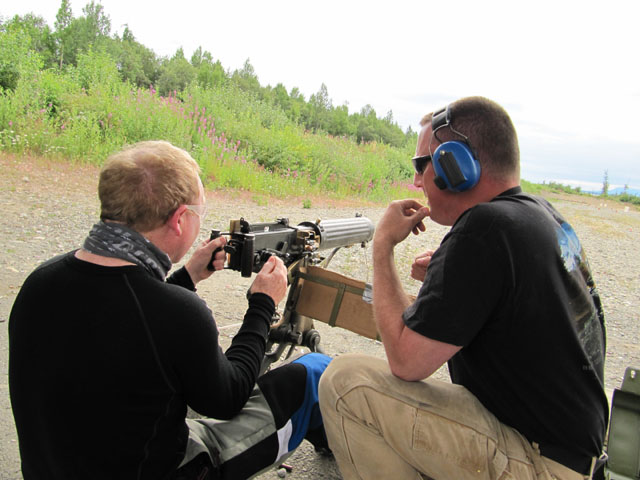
[1,154,639,479]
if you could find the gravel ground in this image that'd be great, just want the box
[1,153,638,479]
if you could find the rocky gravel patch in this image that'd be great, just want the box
[1,153,638,479]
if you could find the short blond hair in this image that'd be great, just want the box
[99,141,201,232]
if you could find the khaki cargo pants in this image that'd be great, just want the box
[319,354,591,480]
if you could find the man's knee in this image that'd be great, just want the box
[290,352,332,381]
[319,354,388,409]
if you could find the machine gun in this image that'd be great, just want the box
[209,215,376,374]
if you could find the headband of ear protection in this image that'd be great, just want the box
[430,105,481,193]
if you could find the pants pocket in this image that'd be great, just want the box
[413,410,496,475]
[413,410,514,479]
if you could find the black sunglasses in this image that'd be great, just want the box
[412,155,432,175]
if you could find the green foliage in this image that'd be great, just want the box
[615,193,640,206]
[156,48,195,97]
[520,179,543,195]
[12,2,632,207]
[81,1,111,37]
[111,27,159,88]
[193,49,226,90]
[0,26,43,90]
[231,59,261,95]
[73,47,121,92]
[602,170,609,196]
[3,13,57,68]
[521,179,585,196]
[4,3,411,151]
[0,2,425,204]
[0,62,19,92]
[54,0,112,68]
[546,181,582,195]
[0,67,418,202]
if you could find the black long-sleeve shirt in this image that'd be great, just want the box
[8,251,275,479]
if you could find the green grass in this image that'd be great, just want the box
[0,48,421,205]
[1,48,636,207]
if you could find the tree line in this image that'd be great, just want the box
[0,1,415,148]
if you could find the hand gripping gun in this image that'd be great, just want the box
[209,215,375,374]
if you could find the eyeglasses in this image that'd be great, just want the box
[185,203,208,220]
[412,155,432,175]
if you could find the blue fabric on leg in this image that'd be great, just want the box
[287,353,332,450]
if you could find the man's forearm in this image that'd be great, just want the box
[373,242,460,381]
[372,240,412,364]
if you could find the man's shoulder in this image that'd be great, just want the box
[130,271,211,316]
[35,251,73,270]
[467,191,549,223]
[22,251,74,285]
[452,192,559,244]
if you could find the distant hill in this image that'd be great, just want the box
[585,187,640,196]
[582,187,640,197]
[609,187,640,196]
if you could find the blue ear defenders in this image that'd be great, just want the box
[430,105,481,192]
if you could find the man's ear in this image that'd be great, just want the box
[167,206,187,236]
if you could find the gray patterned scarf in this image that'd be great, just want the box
[82,221,172,280]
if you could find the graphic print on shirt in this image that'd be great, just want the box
[556,221,606,382]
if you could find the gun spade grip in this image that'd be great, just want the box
[240,235,255,278]
[207,230,222,271]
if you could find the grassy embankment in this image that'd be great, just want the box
[0,48,421,207]
[1,48,635,208]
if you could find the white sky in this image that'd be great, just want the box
[2,0,640,191]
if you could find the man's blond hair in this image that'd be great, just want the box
[99,141,201,232]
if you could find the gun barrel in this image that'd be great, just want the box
[313,217,375,251]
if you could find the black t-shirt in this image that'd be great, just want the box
[8,252,275,479]
[403,187,608,460]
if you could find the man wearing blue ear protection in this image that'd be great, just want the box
[319,97,607,479]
